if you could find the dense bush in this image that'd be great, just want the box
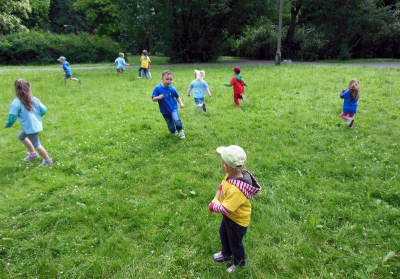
[236,19,280,60]
[0,31,122,65]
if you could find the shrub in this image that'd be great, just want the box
[0,31,122,65]
[237,19,280,60]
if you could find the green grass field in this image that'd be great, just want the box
[0,64,399,278]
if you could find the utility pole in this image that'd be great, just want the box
[275,0,284,65]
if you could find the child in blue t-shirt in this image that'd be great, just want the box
[187,70,212,112]
[151,70,186,139]
[114,52,129,74]
[57,56,81,84]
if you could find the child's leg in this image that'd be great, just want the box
[219,219,232,256]
[225,219,247,267]
[37,146,50,160]
[21,138,35,153]
[171,110,183,131]
[71,77,81,83]
[26,134,50,160]
[162,113,176,134]
[340,112,351,120]
[138,68,142,78]
[143,68,149,79]
[234,93,241,107]
[19,132,39,161]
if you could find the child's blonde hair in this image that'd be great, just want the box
[119,52,124,58]
[194,70,205,80]
[349,79,360,100]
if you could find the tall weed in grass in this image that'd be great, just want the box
[0,64,399,278]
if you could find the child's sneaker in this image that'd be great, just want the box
[23,152,39,162]
[349,119,354,128]
[40,159,53,167]
[202,103,206,112]
[78,79,82,84]
[227,264,236,273]
[212,251,233,263]
[178,130,185,139]
[242,94,246,102]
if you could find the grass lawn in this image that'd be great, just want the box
[0,64,399,278]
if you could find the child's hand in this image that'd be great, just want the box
[180,103,185,109]
[158,95,164,100]
[224,82,230,86]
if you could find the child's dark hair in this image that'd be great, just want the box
[14,78,32,111]
[162,70,173,77]
[349,79,360,100]
[142,49,148,55]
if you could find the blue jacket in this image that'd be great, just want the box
[340,89,358,114]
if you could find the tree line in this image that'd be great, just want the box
[1,0,399,63]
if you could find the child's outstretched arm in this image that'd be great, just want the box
[176,97,185,108]
[244,82,249,86]
[224,82,232,87]
[206,88,212,97]
[4,114,17,128]
[187,88,192,96]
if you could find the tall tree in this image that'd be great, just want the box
[73,0,121,39]
[0,0,31,35]
[298,0,388,59]
[117,0,268,62]
[48,0,89,34]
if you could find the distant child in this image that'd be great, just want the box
[114,52,129,74]
[152,70,186,139]
[224,66,248,107]
[340,79,360,128]
[4,78,53,166]
[138,50,151,79]
[187,70,212,112]
[57,56,81,84]
[209,145,261,273]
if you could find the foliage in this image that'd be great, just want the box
[48,0,89,34]
[237,18,281,59]
[0,64,399,278]
[0,0,31,35]
[372,4,400,58]
[73,0,121,39]
[24,0,51,31]
[0,31,122,65]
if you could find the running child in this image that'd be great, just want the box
[57,56,81,84]
[4,78,53,166]
[187,70,212,112]
[340,79,360,128]
[151,70,186,139]
[224,66,248,107]
[114,52,129,74]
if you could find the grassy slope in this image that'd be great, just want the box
[0,64,399,278]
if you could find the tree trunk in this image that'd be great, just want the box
[146,22,155,55]
[284,1,302,59]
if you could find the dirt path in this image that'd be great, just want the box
[1,60,400,73]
